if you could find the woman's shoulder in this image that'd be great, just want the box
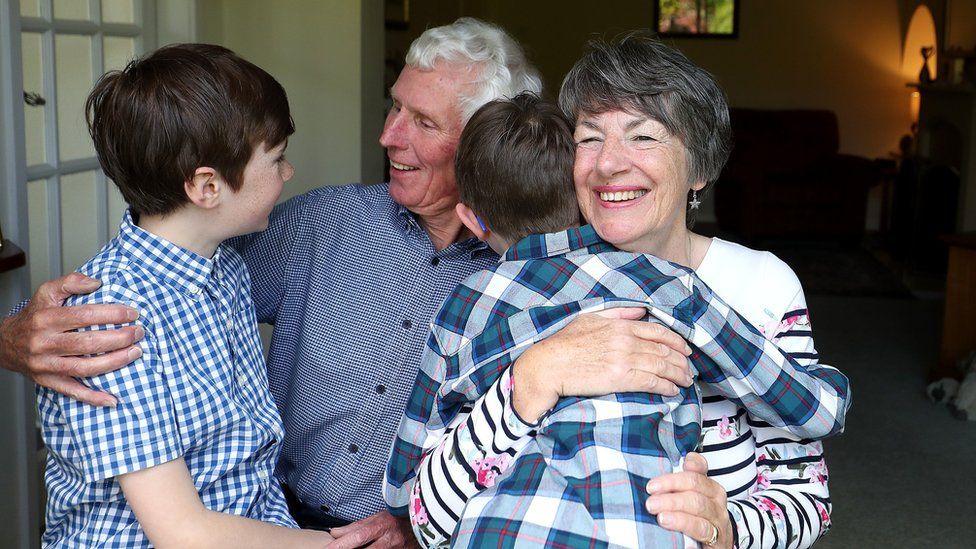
[699,238,805,323]
[707,238,800,289]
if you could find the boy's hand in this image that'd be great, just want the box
[328,511,418,548]
[512,307,693,423]
[0,272,142,406]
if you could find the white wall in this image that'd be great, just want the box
[194,0,385,201]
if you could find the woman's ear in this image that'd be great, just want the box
[455,202,490,241]
[184,167,223,209]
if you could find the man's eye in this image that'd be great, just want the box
[419,119,436,129]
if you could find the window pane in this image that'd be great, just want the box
[102,0,135,24]
[27,179,51,292]
[22,32,47,167]
[53,0,91,20]
[60,171,101,273]
[55,34,96,162]
[107,180,128,236]
[104,36,135,72]
[20,0,41,18]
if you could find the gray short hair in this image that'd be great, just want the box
[406,17,543,122]
[559,33,732,199]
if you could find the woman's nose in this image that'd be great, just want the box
[594,138,629,177]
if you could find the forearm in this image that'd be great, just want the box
[409,368,535,546]
[171,509,330,549]
[691,303,849,440]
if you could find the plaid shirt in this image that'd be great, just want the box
[38,210,295,548]
[386,226,849,548]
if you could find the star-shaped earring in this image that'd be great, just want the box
[689,190,701,210]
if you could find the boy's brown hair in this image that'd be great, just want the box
[86,43,294,216]
[455,92,580,243]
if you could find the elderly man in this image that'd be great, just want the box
[1,19,692,548]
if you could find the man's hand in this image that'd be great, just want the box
[0,272,142,406]
[512,307,694,423]
[645,452,733,548]
[327,511,418,548]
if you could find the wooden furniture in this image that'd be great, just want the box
[0,240,26,273]
[935,232,976,380]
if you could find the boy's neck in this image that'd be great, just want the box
[489,224,580,256]
[137,207,228,259]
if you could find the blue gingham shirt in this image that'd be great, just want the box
[229,183,497,520]
[38,210,295,548]
[386,226,850,548]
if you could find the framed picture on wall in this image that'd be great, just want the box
[654,0,739,38]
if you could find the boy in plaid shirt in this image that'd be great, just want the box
[36,45,332,548]
[385,94,849,547]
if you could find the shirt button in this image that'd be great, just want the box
[348,444,359,454]
[375,384,386,394]
[431,256,440,267]
[401,319,412,330]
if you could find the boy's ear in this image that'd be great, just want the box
[455,202,489,241]
[184,167,223,210]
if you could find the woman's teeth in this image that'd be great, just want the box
[391,161,418,171]
[599,190,647,202]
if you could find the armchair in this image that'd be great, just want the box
[714,108,880,241]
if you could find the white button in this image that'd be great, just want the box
[226,319,234,331]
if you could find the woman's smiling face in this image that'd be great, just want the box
[573,109,702,254]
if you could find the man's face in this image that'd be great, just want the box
[379,63,471,219]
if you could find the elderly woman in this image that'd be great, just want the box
[397,35,839,549]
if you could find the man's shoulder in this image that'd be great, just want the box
[280,182,393,217]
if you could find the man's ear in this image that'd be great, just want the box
[455,202,490,241]
[184,167,223,209]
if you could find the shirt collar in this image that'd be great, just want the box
[395,203,491,257]
[503,225,614,261]
[115,209,222,296]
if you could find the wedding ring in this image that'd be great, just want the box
[704,523,719,546]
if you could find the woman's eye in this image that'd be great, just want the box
[576,137,600,145]
[633,135,655,142]
[419,118,436,130]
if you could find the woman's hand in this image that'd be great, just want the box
[645,452,734,548]
[511,307,693,423]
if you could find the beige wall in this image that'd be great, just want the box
[194,0,384,200]
[467,0,913,161]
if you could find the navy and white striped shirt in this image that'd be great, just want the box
[39,210,294,548]
[230,183,497,521]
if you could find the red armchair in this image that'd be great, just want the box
[714,108,880,241]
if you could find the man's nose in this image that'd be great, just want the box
[379,111,406,149]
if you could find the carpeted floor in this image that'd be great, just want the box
[809,295,975,548]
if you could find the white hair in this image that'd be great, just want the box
[405,17,543,122]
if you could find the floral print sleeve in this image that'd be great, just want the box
[727,291,835,549]
[400,367,536,548]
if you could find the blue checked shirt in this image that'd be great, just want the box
[228,183,497,520]
[386,226,850,548]
[38,210,295,548]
